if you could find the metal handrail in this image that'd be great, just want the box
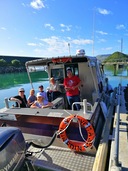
[110,84,122,171]
[72,99,93,114]
[4,98,20,108]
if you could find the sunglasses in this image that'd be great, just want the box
[20,91,24,92]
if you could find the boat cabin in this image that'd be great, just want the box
[26,55,104,107]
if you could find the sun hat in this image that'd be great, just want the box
[19,88,25,92]
[37,92,43,97]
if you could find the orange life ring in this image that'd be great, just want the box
[59,115,95,152]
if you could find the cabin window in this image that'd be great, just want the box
[65,64,79,76]
[51,68,64,83]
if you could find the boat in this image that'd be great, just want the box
[0,51,123,171]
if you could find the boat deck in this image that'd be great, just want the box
[26,145,95,171]
[1,86,128,170]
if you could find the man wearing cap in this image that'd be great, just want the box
[9,88,28,108]
[64,68,81,110]
[38,85,49,103]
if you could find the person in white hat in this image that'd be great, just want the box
[30,92,53,108]
[9,88,28,108]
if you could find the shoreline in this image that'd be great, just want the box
[0,66,26,74]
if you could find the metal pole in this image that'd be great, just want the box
[121,38,123,53]
[92,8,95,56]
[68,43,71,56]
[25,65,34,89]
[113,84,121,166]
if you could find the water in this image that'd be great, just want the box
[0,68,128,108]
[104,67,128,87]
[0,71,49,108]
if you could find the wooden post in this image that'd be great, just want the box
[127,66,128,76]
[113,64,117,76]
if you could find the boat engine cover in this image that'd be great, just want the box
[0,127,26,171]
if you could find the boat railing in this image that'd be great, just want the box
[4,98,20,109]
[109,84,122,171]
[72,99,93,114]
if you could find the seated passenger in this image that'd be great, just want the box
[27,89,37,107]
[47,77,61,102]
[38,85,49,101]
[9,88,28,108]
[31,92,53,108]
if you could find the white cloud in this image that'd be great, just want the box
[40,36,92,46]
[98,39,106,43]
[21,3,26,7]
[30,0,45,9]
[28,36,93,56]
[102,47,112,51]
[97,8,111,15]
[44,24,55,31]
[60,24,72,32]
[71,39,93,45]
[116,24,125,30]
[96,30,108,35]
[1,27,6,30]
[27,43,37,46]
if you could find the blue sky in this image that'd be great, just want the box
[0,0,128,58]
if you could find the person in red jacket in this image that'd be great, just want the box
[63,68,81,110]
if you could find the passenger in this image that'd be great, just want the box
[38,85,49,102]
[63,68,81,110]
[27,89,37,107]
[104,77,113,95]
[30,92,53,108]
[9,88,28,108]
[47,77,61,102]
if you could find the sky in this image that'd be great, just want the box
[0,0,128,58]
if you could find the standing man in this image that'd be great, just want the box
[64,68,81,110]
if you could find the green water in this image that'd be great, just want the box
[0,71,49,108]
[0,68,128,109]
[0,71,48,89]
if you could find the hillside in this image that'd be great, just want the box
[103,51,128,62]
[96,54,111,62]
[0,55,41,63]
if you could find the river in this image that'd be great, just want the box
[0,67,128,109]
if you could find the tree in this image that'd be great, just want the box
[11,59,21,67]
[0,59,7,66]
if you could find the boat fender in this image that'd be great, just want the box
[59,115,95,152]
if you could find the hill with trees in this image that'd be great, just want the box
[103,51,128,62]
[0,55,41,74]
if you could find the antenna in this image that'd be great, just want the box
[92,8,96,56]
[68,43,71,56]
[121,38,123,53]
